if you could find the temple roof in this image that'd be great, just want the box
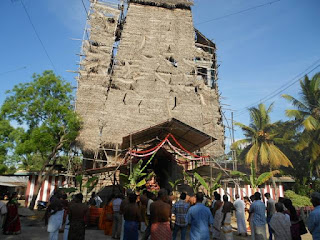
[121,118,216,152]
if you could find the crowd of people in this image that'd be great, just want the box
[96,189,320,240]
[0,189,319,240]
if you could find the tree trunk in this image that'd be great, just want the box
[28,173,46,210]
[270,167,278,200]
[28,138,65,210]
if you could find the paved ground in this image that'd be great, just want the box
[0,215,312,240]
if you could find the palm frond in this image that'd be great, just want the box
[245,143,259,165]
[282,94,308,111]
[231,139,251,150]
[234,122,256,136]
[303,115,320,131]
[266,102,275,114]
[285,109,308,119]
[296,131,312,151]
[259,142,269,165]
[239,144,252,162]
[268,144,293,168]
[256,170,279,186]
[310,142,320,162]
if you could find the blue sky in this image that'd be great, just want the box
[1,0,319,150]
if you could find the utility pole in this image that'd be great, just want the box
[231,112,237,171]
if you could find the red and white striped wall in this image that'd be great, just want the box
[216,184,284,201]
[25,175,67,207]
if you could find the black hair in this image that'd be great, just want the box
[89,198,96,206]
[223,195,228,202]
[196,192,204,202]
[254,192,261,200]
[180,192,186,200]
[215,193,221,201]
[264,193,270,198]
[283,198,298,221]
[8,192,18,202]
[62,193,68,200]
[129,193,137,203]
[275,202,284,212]
[76,193,83,202]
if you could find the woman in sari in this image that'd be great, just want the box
[221,195,234,240]
[212,194,223,240]
[283,199,302,240]
[244,197,251,231]
[3,192,21,235]
[99,195,114,235]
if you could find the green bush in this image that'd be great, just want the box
[284,190,312,207]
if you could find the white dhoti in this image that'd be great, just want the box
[236,211,247,234]
[221,212,233,240]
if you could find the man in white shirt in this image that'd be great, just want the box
[112,194,123,239]
[264,193,276,240]
[92,192,103,208]
[234,194,247,236]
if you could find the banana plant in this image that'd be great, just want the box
[169,179,182,191]
[194,172,222,197]
[85,176,99,193]
[231,162,280,190]
[120,151,156,191]
[183,171,200,193]
[183,171,212,194]
[208,173,222,197]
[61,175,98,194]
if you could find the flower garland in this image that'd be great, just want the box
[128,133,210,164]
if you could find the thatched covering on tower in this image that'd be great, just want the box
[76,0,224,159]
[129,0,193,9]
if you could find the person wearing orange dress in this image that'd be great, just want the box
[99,195,114,235]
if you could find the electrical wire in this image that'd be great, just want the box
[195,0,281,25]
[20,0,57,72]
[0,66,27,77]
[234,60,320,117]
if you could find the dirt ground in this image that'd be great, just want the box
[0,212,313,240]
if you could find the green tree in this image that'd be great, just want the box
[282,73,320,177]
[232,103,293,169]
[1,71,81,209]
[271,120,310,183]
[0,118,14,174]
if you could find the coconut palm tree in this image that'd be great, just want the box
[282,73,320,176]
[232,103,292,199]
[232,103,293,170]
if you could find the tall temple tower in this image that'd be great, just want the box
[76,0,224,166]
